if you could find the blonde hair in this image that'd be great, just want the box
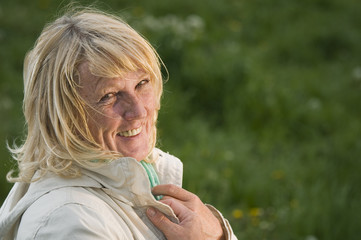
[7,8,165,183]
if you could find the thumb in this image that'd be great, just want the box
[146,207,180,236]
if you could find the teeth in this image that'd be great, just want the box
[118,126,142,137]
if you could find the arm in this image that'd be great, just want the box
[21,203,126,240]
[146,184,237,240]
[205,204,238,240]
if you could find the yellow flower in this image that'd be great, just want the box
[249,207,263,217]
[232,209,243,219]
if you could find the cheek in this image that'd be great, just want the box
[144,94,158,118]
[144,89,158,108]
[86,113,101,136]
[85,108,110,134]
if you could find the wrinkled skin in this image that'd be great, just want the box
[147,184,225,240]
[78,64,157,161]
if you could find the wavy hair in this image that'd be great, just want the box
[7,8,165,182]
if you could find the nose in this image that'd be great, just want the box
[120,95,147,121]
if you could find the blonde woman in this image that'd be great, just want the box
[0,8,237,240]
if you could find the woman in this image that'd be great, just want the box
[0,8,237,240]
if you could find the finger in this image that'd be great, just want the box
[152,184,195,202]
[146,207,181,236]
[159,198,194,222]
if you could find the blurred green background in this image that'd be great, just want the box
[1,0,361,239]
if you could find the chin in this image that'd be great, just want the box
[118,149,149,161]
[115,131,153,161]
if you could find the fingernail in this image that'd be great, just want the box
[147,207,156,217]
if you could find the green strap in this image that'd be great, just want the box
[140,160,162,200]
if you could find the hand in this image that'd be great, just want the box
[146,184,224,240]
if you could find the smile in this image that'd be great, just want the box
[117,126,142,137]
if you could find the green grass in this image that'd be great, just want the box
[1,0,361,239]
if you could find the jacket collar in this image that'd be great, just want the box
[0,148,183,239]
[27,149,183,206]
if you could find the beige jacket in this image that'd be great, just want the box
[0,149,237,239]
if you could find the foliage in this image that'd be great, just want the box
[1,0,361,239]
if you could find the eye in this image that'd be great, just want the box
[136,79,150,89]
[99,92,116,103]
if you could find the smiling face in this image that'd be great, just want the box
[77,63,157,161]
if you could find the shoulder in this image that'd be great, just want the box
[17,186,126,239]
[153,148,183,187]
[154,148,182,167]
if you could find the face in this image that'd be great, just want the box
[77,63,158,161]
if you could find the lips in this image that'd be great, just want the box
[117,126,142,137]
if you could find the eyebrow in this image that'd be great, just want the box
[94,78,121,95]
[94,71,151,90]
[123,72,150,81]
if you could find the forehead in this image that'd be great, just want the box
[77,63,151,99]
[78,62,148,83]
